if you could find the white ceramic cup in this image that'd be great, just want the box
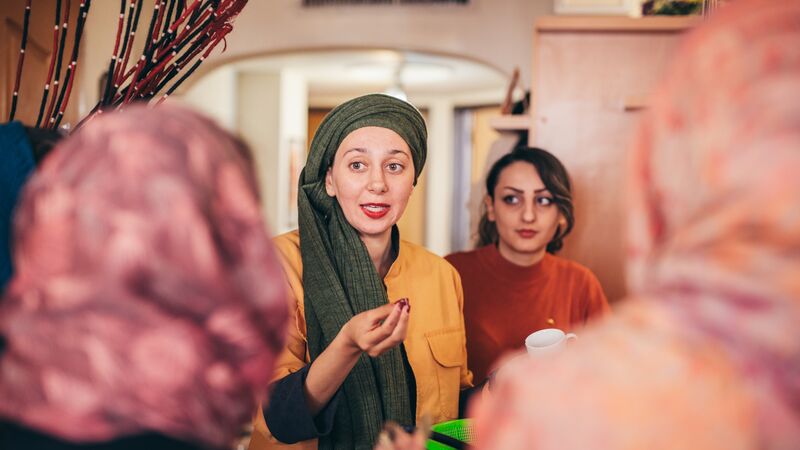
[524,328,577,357]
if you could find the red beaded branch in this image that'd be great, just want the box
[101,0,127,108]
[34,0,63,127]
[42,0,71,126]
[80,0,247,128]
[8,0,31,122]
[8,0,247,130]
[52,1,92,128]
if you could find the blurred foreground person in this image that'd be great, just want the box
[0,105,289,450]
[471,1,800,449]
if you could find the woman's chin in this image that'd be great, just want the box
[354,223,394,239]
[500,240,547,257]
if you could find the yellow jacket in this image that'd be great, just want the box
[249,230,473,450]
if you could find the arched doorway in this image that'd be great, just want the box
[177,49,511,253]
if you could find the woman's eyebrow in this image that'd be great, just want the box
[500,186,549,193]
[342,148,367,156]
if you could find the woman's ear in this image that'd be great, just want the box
[484,195,496,222]
[325,167,336,197]
[554,214,567,238]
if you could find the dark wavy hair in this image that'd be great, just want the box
[476,146,574,253]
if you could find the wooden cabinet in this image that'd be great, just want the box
[528,16,696,302]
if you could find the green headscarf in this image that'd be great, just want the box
[298,94,427,449]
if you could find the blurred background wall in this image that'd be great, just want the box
[3,0,686,302]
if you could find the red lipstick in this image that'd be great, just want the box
[361,203,390,219]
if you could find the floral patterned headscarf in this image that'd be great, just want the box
[0,105,288,449]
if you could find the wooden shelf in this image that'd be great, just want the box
[535,15,699,32]
[489,115,531,132]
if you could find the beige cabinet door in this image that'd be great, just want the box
[530,17,695,302]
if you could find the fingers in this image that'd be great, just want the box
[380,302,404,334]
[391,305,410,341]
[350,300,411,356]
[366,302,398,324]
[366,305,409,357]
[361,303,403,349]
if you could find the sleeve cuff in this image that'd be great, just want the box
[264,364,343,444]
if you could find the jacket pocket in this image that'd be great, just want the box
[425,328,465,419]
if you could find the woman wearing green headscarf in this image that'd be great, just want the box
[249,94,473,450]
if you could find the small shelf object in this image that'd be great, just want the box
[554,0,640,16]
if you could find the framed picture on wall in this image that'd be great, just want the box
[554,0,639,15]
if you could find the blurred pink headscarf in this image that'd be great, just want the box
[473,1,800,449]
[0,105,288,448]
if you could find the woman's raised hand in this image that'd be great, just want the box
[342,300,410,357]
[303,299,411,414]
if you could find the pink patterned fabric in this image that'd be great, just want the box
[0,105,288,448]
[472,1,800,449]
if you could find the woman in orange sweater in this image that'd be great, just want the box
[445,146,609,382]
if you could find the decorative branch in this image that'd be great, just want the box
[101,0,127,106]
[9,0,31,121]
[100,0,245,113]
[35,0,62,127]
[43,0,72,126]
[112,0,144,98]
[52,0,92,128]
[12,0,248,130]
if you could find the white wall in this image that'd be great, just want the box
[276,69,309,232]
[425,99,456,255]
[181,67,237,131]
[236,72,282,229]
[182,69,308,234]
[213,0,550,85]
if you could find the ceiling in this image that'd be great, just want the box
[230,49,510,107]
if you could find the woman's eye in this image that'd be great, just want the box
[537,196,554,206]
[349,161,364,171]
[502,195,520,205]
[387,163,403,173]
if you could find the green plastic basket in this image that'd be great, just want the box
[426,419,475,450]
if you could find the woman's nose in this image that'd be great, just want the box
[522,202,536,223]
[367,169,388,193]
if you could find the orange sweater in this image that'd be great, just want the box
[445,245,610,382]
